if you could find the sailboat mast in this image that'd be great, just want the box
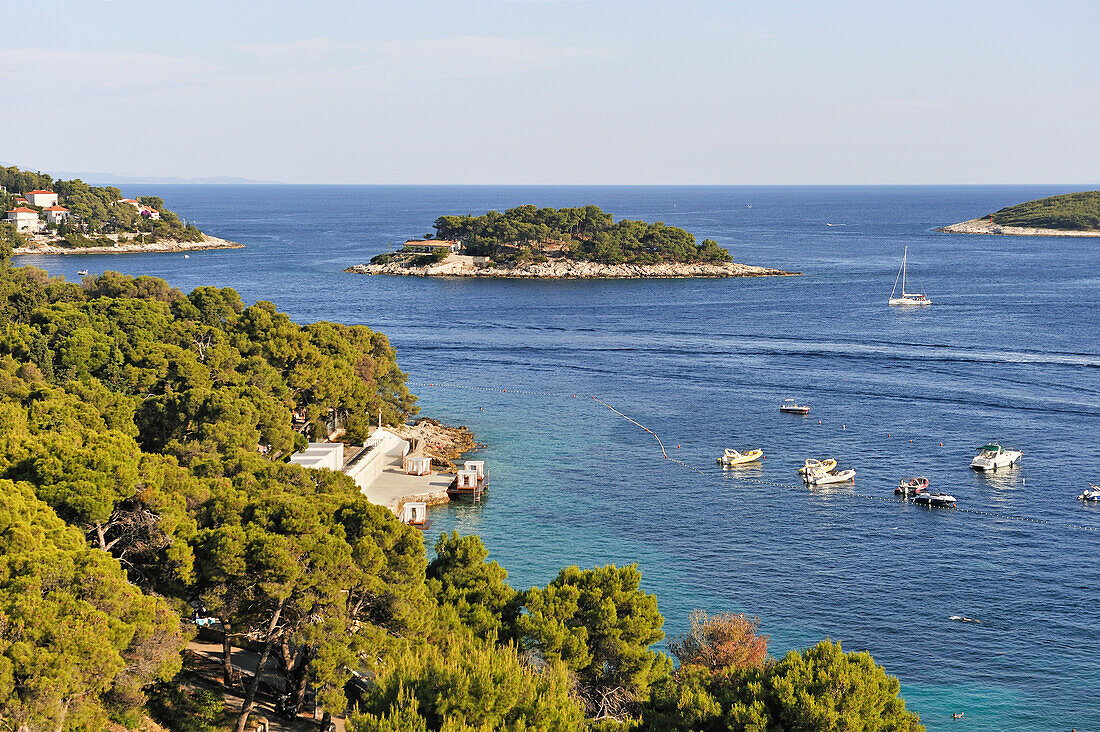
[901,246,907,295]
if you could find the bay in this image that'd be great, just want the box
[17,184,1100,731]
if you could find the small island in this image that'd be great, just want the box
[940,190,1100,237]
[346,204,796,278]
[2,165,243,255]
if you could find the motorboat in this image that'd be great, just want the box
[970,443,1022,471]
[804,467,856,485]
[895,476,929,496]
[1079,485,1100,502]
[888,246,932,306]
[780,399,810,414]
[799,458,837,475]
[77,269,89,276]
[914,491,957,508]
[719,448,764,466]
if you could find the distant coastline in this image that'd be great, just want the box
[13,233,244,256]
[939,218,1100,238]
[345,253,796,279]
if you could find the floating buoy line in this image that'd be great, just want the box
[407,382,1097,532]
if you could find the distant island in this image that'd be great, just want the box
[1,165,242,256]
[940,191,1100,237]
[346,204,796,278]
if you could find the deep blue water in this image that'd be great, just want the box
[17,185,1100,731]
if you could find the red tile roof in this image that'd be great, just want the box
[43,206,69,212]
[6,207,38,214]
[26,190,54,195]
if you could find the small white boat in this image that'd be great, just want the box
[804,467,856,485]
[77,269,89,276]
[780,399,810,414]
[719,448,764,466]
[914,491,957,508]
[888,246,932,306]
[970,443,1022,471]
[799,458,837,475]
[1079,485,1100,502]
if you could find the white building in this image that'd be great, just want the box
[5,207,41,232]
[289,442,345,471]
[25,190,58,208]
[404,239,461,254]
[42,206,70,225]
[139,205,161,220]
[288,429,411,492]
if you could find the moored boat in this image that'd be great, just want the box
[780,399,810,414]
[914,491,957,508]
[895,476,929,496]
[804,467,856,485]
[970,443,1022,471]
[799,458,837,475]
[719,448,764,466]
[1079,485,1100,502]
[77,269,89,276]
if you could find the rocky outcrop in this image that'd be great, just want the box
[13,233,245,256]
[389,418,480,473]
[345,253,797,279]
[939,218,1100,238]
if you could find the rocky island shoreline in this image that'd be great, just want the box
[939,218,1100,238]
[14,233,244,256]
[346,253,796,279]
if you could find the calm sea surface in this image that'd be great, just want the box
[18,185,1100,731]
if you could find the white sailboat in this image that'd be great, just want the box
[888,246,931,306]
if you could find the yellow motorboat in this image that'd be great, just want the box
[720,448,765,466]
[799,458,837,474]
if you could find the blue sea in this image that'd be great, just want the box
[17,185,1100,731]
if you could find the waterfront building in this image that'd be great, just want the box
[403,239,462,254]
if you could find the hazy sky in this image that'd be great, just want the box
[3,0,1098,184]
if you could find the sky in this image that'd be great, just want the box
[2,0,1098,185]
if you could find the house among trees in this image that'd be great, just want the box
[25,189,58,207]
[117,197,161,219]
[4,206,42,232]
[42,205,70,224]
[404,239,462,254]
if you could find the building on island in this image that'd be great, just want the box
[404,239,461,254]
[25,190,58,208]
[139,205,160,220]
[117,198,140,208]
[5,207,41,232]
[42,205,70,225]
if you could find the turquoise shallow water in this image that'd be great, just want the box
[18,185,1100,731]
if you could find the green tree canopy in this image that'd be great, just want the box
[348,634,585,732]
[426,532,517,640]
[0,480,187,731]
[643,640,924,732]
[517,564,671,720]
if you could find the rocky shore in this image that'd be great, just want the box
[939,218,1100,238]
[13,233,244,256]
[345,253,796,279]
[390,418,480,473]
